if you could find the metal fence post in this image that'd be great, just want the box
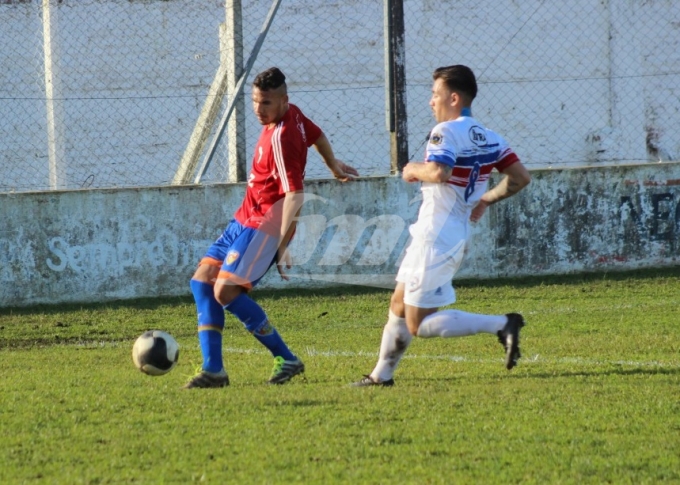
[225,0,247,182]
[42,0,66,190]
[385,0,408,173]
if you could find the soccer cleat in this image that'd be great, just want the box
[183,369,230,389]
[267,356,305,384]
[497,313,525,370]
[350,375,395,387]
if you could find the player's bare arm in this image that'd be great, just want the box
[470,161,531,222]
[276,190,304,280]
[402,160,452,183]
[313,133,359,181]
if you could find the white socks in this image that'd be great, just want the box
[370,311,413,382]
[369,310,508,381]
[417,309,507,338]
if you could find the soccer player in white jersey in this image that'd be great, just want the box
[353,65,531,386]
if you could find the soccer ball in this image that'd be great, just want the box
[132,330,180,376]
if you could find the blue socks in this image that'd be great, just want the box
[226,293,296,361]
[192,279,297,370]
[190,279,225,374]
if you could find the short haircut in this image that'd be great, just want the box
[253,67,287,92]
[433,65,477,101]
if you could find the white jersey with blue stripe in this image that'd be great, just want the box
[410,114,518,247]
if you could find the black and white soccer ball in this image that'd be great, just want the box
[132,330,180,376]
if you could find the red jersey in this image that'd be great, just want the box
[234,104,322,234]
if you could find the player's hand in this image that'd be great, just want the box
[401,163,419,183]
[276,247,292,281]
[470,199,490,223]
[330,160,359,182]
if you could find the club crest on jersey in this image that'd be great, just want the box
[226,250,240,265]
[469,125,487,146]
[429,132,443,145]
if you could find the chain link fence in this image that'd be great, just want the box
[1,0,678,194]
[403,0,680,169]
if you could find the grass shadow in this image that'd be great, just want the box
[2,266,677,314]
[527,366,680,379]
[453,266,680,290]
[0,295,195,316]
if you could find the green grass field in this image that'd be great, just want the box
[1,268,679,484]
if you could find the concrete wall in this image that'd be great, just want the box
[2,163,679,308]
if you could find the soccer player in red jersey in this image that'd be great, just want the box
[184,67,358,388]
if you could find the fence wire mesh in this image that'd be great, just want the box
[1,0,678,194]
[403,0,680,170]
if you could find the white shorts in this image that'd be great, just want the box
[396,239,465,308]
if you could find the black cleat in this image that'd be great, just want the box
[497,313,525,370]
[351,375,395,387]
[183,370,230,389]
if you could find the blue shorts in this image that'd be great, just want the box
[202,220,279,289]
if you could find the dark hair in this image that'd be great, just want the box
[433,65,477,101]
[253,67,287,92]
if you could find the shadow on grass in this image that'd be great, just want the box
[257,266,680,300]
[0,336,133,350]
[453,265,680,291]
[2,265,677,314]
[0,286,390,315]
[527,366,680,379]
[0,295,195,317]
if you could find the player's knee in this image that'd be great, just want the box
[214,282,243,306]
[190,279,214,314]
[190,278,210,296]
[192,259,219,282]
[389,295,405,316]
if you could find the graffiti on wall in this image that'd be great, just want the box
[619,180,679,248]
[0,216,213,283]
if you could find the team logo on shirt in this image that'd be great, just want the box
[429,132,443,145]
[469,125,487,146]
[226,250,240,265]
